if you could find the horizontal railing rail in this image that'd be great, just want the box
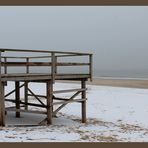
[0,62,90,67]
[0,48,92,55]
[0,48,93,82]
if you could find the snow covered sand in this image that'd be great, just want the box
[1,82,148,142]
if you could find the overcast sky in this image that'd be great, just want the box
[0,6,148,78]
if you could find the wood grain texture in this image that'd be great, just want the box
[0,48,91,126]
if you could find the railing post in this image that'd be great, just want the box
[0,51,5,126]
[55,56,57,74]
[24,57,29,110]
[4,57,7,74]
[26,57,29,73]
[81,79,86,123]
[15,81,20,117]
[51,52,56,83]
[0,81,5,126]
[47,80,53,125]
[0,51,2,79]
[89,54,93,81]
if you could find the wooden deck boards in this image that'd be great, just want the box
[1,73,89,81]
[0,48,92,126]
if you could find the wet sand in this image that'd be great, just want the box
[58,77,148,89]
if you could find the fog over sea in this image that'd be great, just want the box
[0,6,148,79]
[94,70,148,79]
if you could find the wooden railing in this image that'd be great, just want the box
[0,48,93,82]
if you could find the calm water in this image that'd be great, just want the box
[94,69,148,79]
[4,68,148,79]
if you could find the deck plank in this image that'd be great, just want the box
[1,73,89,81]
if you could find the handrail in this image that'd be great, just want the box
[0,62,90,66]
[1,54,92,59]
[0,48,92,55]
[0,49,93,82]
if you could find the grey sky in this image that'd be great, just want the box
[0,6,148,78]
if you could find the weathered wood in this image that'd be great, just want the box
[24,82,28,110]
[81,79,86,123]
[53,91,83,116]
[5,99,47,108]
[55,56,57,74]
[24,58,29,110]
[47,80,53,124]
[57,63,89,66]
[3,55,89,60]
[1,74,90,82]
[52,98,86,105]
[0,48,91,55]
[15,81,20,118]
[0,82,5,126]
[2,73,89,77]
[6,108,46,115]
[51,53,56,83]
[1,62,51,66]
[29,55,51,59]
[28,94,47,99]
[53,97,69,101]
[2,56,28,59]
[5,83,25,98]
[6,105,25,109]
[27,87,46,107]
[89,54,93,81]
[53,88,87,94]
[1,62,89,67]
[4,58,7,74]
[56,54,89,57]
[2,54,92,59]
[26,58,29,73]
[0,51,5,126]
[19,101,47,108]
[0,48,92,126]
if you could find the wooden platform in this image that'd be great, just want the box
[1,73,90,81]
[0,48,93,126]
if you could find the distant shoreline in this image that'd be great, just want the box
[58,77,148,89]
[93,76,148,81]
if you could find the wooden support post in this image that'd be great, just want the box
[46,80,53,125]
[15,81,20,118]
[89,54,93,81]
[55,56,57,74]
[81,79,86,123]
[24,82,28,110]
[0,82,5,126]
[0,51,5,126]
[5,83,25,98]
[51,52,56,83]
[24,57,29,110]
[26,58,29,73]
[4,57,7,74]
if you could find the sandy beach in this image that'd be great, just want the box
[58,77,148,89]
[2,81,148,142]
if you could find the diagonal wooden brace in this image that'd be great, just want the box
[27,87,46,107]
[53,91,82,116]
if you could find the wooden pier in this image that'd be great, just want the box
[0,48,93,126]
